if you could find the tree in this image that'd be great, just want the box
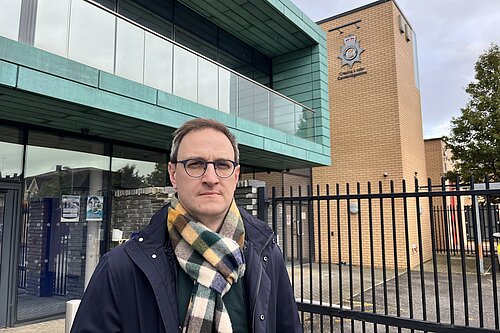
[444,44,500,182]
[112,164,146,189]
[295,108,314,139]
[145,163,170,187]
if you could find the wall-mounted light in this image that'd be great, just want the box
[404,24,411,42]
[398,15,405,33]
[349,202,359,214]
[383,172,388,178]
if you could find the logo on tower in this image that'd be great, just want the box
[338,34,364,67]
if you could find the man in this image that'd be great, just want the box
[71,118,302,332]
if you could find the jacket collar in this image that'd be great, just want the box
[238,206,274,253]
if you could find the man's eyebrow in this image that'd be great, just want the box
[180,156,234,160]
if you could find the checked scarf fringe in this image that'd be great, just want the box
[167,197,246,333]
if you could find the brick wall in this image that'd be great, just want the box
[424,138,451,185]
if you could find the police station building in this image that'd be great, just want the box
[0,0,329,326]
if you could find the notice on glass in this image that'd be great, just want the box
[86,196,104,221]
[61,195,80,222]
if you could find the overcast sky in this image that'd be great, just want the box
[292,0,500,139]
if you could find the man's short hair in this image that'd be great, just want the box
[170,118,240,163]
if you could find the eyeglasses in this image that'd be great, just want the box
[175,158,238,178]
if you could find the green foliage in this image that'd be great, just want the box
[444,44,500,182]
[112,164,146,189]
[145,163,169,187]
[295,108,314,139]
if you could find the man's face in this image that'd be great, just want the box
[168,128,240,228]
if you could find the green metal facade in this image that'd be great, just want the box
[0,0,330,170]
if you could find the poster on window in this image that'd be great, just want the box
[86,195,104,221]
[61,195,80,222]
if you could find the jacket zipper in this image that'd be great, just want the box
[251,233,274,332]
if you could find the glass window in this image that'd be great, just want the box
[19,131,109,322]
[0,0,22,41]
[68,0,115,73]
[119,0,173,38]
[92,0,116,11]
[0,125,23,180]
[34,0,70,56]
[173,45,197,102]
[174,27,217,62]
[144,31,173,93]
[110,145,168,246]
[174,2,217,46]
[198,58,218,110]
[111,145,168,190]
[218,68,235,114]
[115,18,145,83]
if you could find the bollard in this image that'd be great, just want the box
[65,299,81,333]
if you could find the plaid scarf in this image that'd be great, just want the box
[167,197,246,333]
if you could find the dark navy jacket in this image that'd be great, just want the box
[71,204,302,333]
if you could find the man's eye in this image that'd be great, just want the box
[186,160,206,169]
[215,161,232,170]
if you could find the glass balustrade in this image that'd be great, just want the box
[0,0,22,41]
[23,0,316,141]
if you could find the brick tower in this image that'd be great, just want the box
[313,0,430,268]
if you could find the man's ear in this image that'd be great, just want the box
[168,162,177,189]
[233,164,240,186]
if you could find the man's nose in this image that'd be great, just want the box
[202,163,219,183]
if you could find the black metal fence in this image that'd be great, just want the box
[270,177,500,332]
[434,204,500,256]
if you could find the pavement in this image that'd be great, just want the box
[0,319,64,333]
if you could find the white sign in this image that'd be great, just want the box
[61,195,80,222]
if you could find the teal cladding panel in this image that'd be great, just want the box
[0,36,329,168]
[98,72,157,105]
[0,36,98,87]
[0,60,17,87]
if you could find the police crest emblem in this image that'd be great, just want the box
[338,34,364,67]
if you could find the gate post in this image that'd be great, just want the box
[257,186,267,224]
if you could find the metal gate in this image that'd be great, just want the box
[270,178,500,332]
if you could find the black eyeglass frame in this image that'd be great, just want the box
[174,158,238,178]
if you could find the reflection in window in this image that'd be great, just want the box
[19,132,109,322]
[295,106,315,139]
[0,125,23,180]
[144,32,173,93]
[115,18,145,83]
[173,46,197,102]
[34,0,70,56]
[272,94,295,134]
[68,0,115,72]
[0,0,22,41]
[198,59,218,110]
[238,77,269,126]
[218,68,232,114]
[253,85,269,126]
[110,146,169,245]
[118,0,173,39]
[111,145,168,190]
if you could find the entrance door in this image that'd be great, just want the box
[0,182,21,327]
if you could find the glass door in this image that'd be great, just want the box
[0,182,21,328]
